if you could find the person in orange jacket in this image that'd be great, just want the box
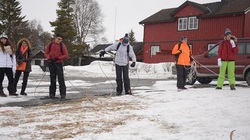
[172,36,192,90]
[14,38,32,96]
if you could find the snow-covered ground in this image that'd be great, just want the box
[0,61,249,140]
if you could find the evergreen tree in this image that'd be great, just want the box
[128,29,136,44]
[50,0,77,65]
[50,0,77,46]
[0,0,28,46]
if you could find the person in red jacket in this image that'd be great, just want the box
[216,28,238,90]
[44,33,68,99]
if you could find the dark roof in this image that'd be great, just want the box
[139,8,175,24]
[131,42,144,54]
[90,44,111,53]
[139,0,250,24]
[169,1,210,16]
[91,42,144,54]
[32,50,45,59]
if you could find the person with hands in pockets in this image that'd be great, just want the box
[216,28,238,90]
[14,38,32,96]
[100,33,136,95]
[172,35,192,90]
[44,33,68,99]
[0,33,18,97]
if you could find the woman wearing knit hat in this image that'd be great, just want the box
[0,33,18,97]
[216,28,238,90]
[13,38,32,96]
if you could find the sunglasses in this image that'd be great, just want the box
[57,37,63,41]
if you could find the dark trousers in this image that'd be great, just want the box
[49,62,66,97]
[176,64,189,88]
[115,64,131,94]
[14,70,30,93]
[0,68,15,93]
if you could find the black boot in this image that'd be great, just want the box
[9,92,18,96]
[20,92,27,96]
[0,90,7,97]
[230,85,236,90]
[20,88,27,96]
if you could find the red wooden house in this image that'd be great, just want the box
[139,0,250,63]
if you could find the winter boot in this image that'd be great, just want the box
[20,92,27,96]
[116,92,122,96]
[125,90,132,95]
[216,87,222,90]
[230,85,236,90]
[0,90,7,97]
[9,92,18,96]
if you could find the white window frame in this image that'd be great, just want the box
[178,18,188,31]
[178,17,198,31]
[188,17,198,30]
[150,46,160,58]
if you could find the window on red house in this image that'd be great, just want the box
[178,17,188,30]
[188,17,198,30]
[178,16,198,31]
[151,46,160,58]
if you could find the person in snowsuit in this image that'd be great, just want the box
[44,33,68,99]
[172,36,192,90]
[216,28,238,90]
[14,38,32,96]
[0,33,18,97]
[100,33,136,95]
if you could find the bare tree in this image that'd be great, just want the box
[73,0,105,45]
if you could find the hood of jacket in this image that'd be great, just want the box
[17,38,31,50]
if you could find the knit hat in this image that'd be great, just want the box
[225,28,232,35]
[0,33,8,39]
[180,35,187,41]
[122,33,129,44]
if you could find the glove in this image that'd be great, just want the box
[217,58,222,67]
[130,62,136,67]
[230,39,236,48]
[99,50,106,58]
[50,58,58,63]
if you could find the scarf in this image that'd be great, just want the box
[20,45,28,54]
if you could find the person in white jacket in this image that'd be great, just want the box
[100,33,136,95]
[0,33,18,97]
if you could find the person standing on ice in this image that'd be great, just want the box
[216,28,238,90]
[99,33,136,95]
[172,36,192,90]
[0,33,18,97]
[14,38,33,96]
[44,33,68,99]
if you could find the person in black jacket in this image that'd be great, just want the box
[14,38,32,96]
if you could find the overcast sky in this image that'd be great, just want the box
[19,0,218,43]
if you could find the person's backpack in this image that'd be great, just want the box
[174,43,182,63]
[116,42,130,55]
[49,42,63,54]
